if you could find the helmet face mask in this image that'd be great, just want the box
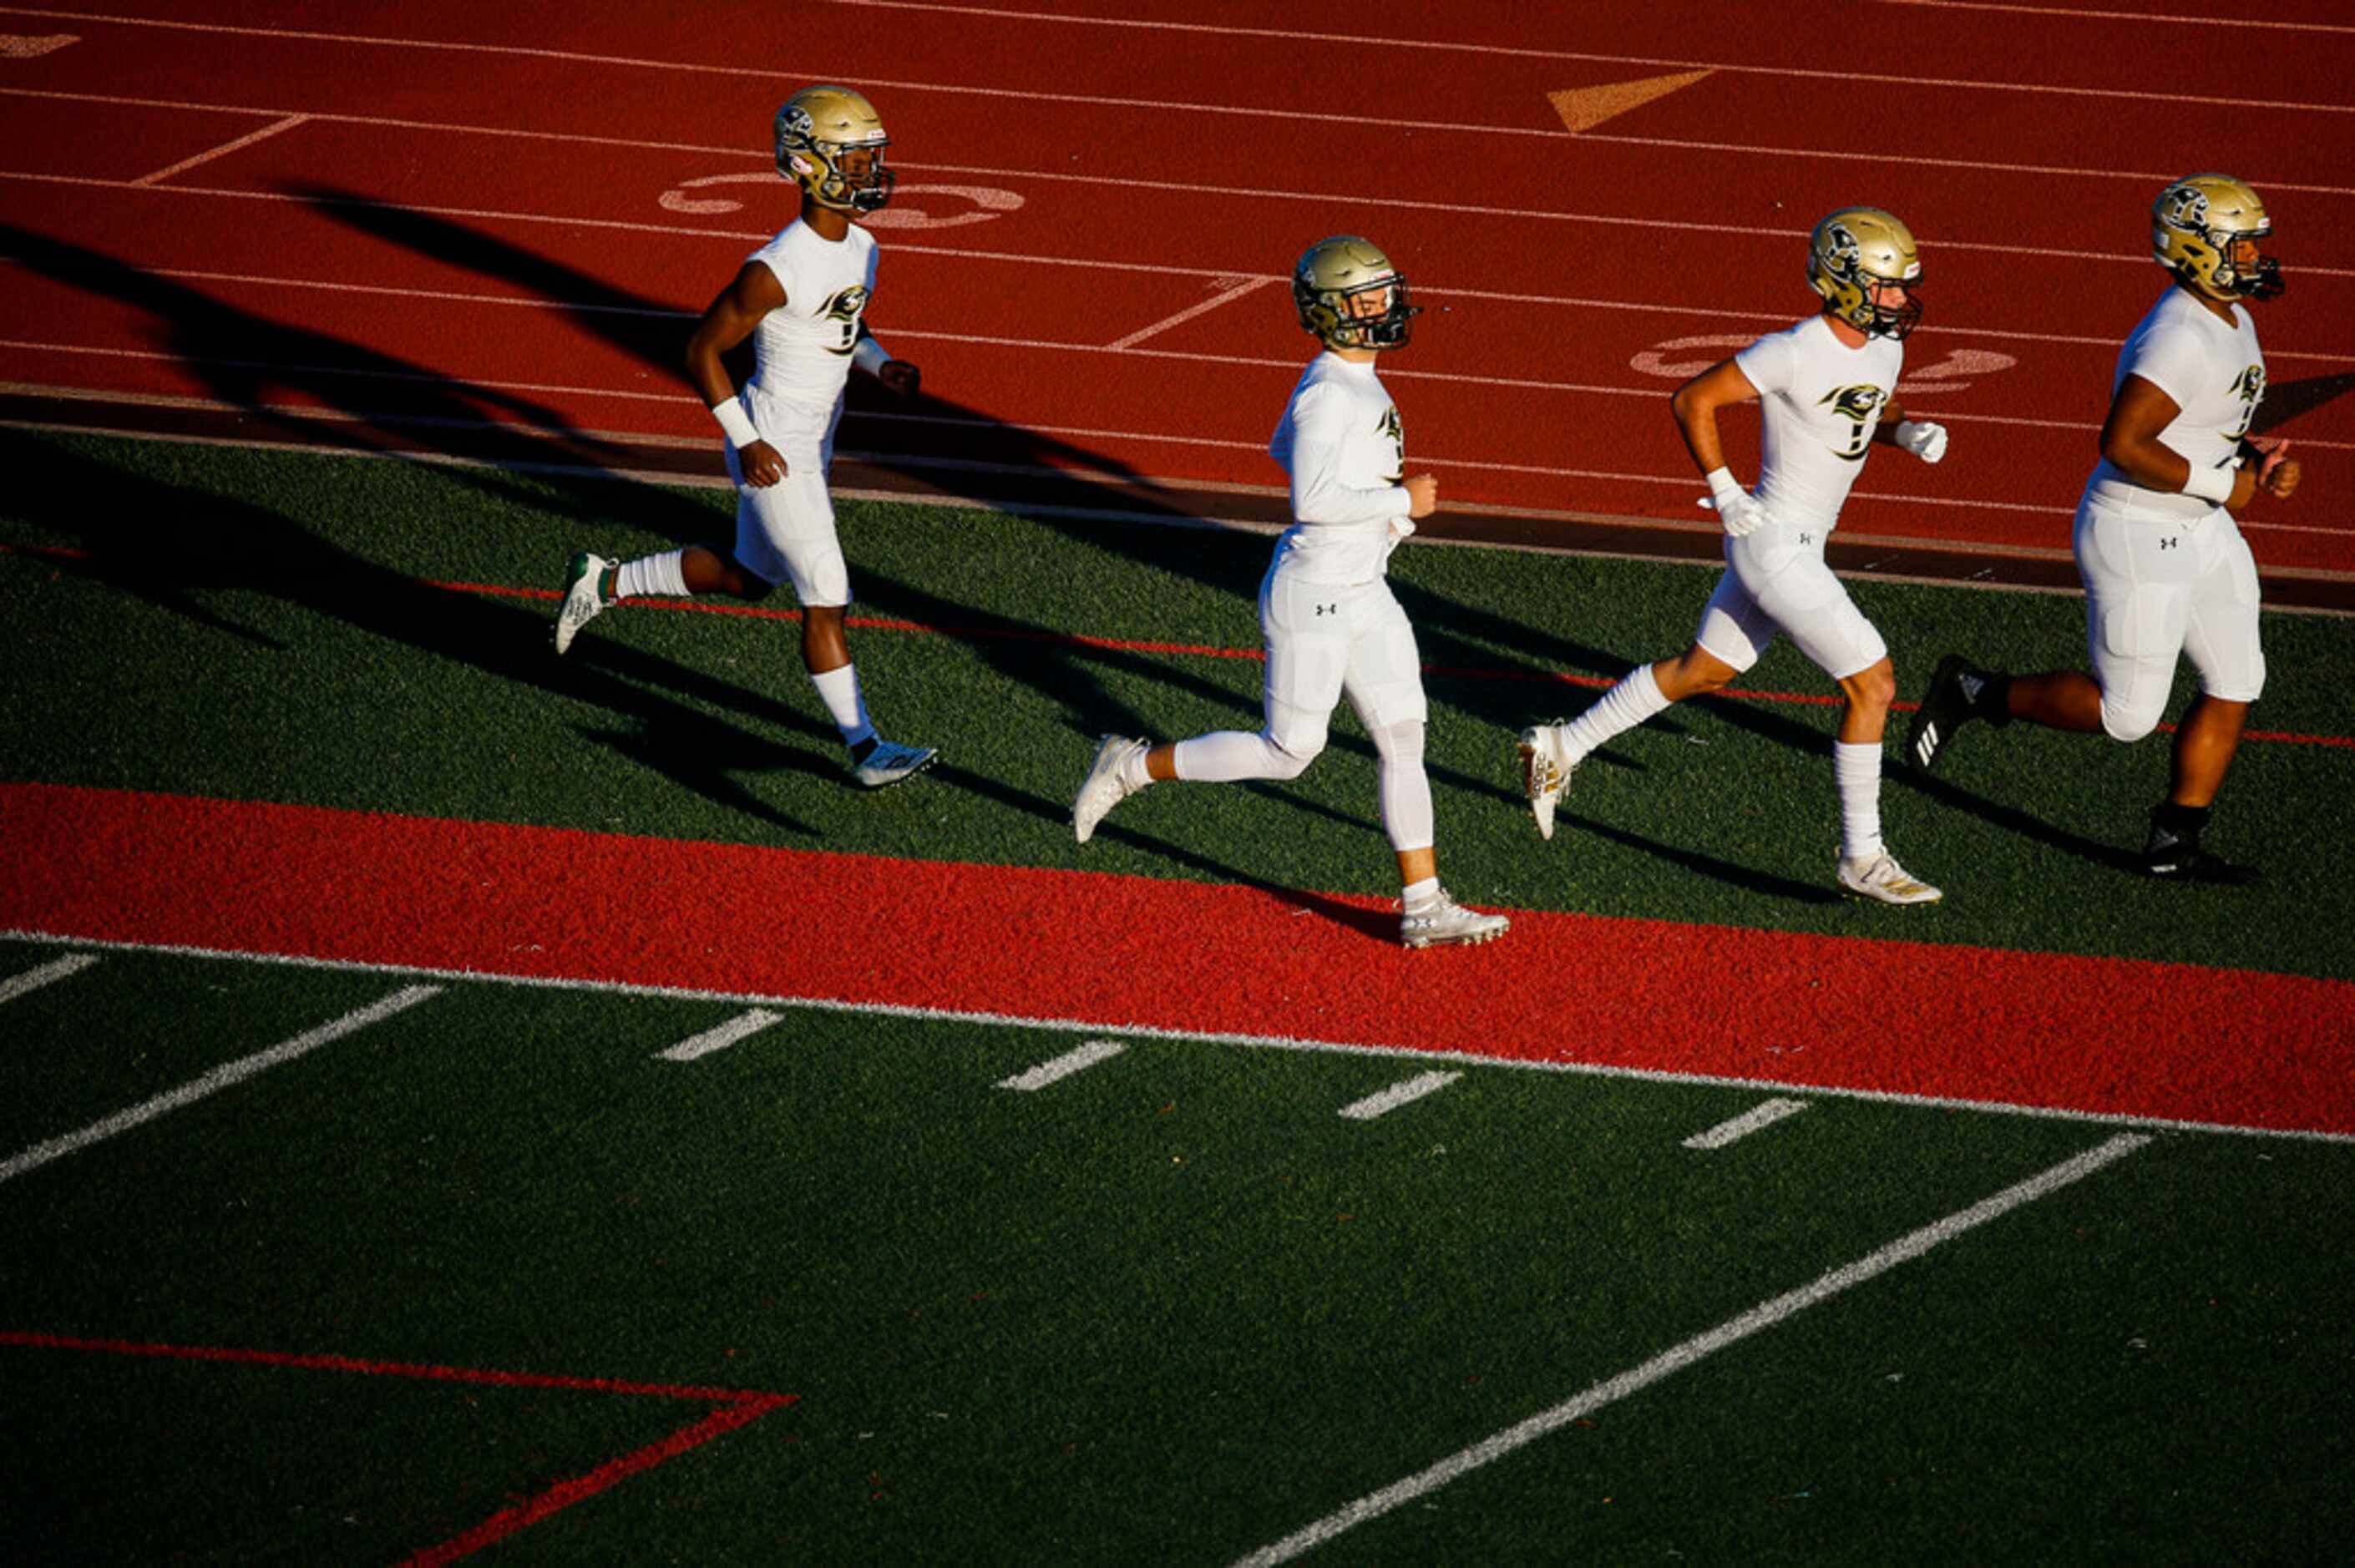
[1808,208,1923,341]
[1294,236,1421,351]
[775,86,895,215]
[2153,175,2282,301]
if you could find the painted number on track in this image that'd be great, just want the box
[1631,336,2017,394]
[661,173,1022,230]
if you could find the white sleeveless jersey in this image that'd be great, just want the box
[1267,352,1414,587]
[743,220,879,411]
[1733,315,1903,529]
[2086,287,2266,520]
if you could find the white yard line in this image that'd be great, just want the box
[659,1007,786,1055]
[1234,1132,2153,1565]
[1106,277,1276,351]
[7,933,2340,1146]
[1684,1096,1810,1149]
[129,113,306,188]
[0,951,97,1005]
[0,984,439,1185]
[656,1008,783,1062]
[1338,1071,1462,1121]
[996,1039,1127,1090]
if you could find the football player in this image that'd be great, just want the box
[1071,237,1509,949]
[554,85,936,790]
[1517,209,1949,904]
[1907,175,2297,882]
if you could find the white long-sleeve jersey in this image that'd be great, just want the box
[1266,352,1413,586]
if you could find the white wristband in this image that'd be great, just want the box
[851,336,891,377]
[1704,465,1744,502]
[710,397,760,449]
[2180,462,2236,507]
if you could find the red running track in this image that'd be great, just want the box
[0,1,2349,571]
[4,781,2350,1140]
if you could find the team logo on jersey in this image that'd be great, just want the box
[1818,383,1887,462]
[2227,363,2266,439]
[820,285,871,356]
[1377,406,1406,483]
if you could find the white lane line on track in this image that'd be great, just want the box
[656,1008,784,1062]
[12,85,2355,200]
[13,250,2352,371]
[0,952,98,1005]
[1338,1071,1462,1121]
[997,1039,1126,1090]
[1684,1097,1810,1150]
[0,984,440,1185]
[129,113,307,188]
[1106,276,1277,351]
[813,0,2355,115]
[11,171,2355,290]
[1233,1131,2154,1565]
[1,4,2349,117]
[2,350,2347,539]
[1871,0,2355,35]
[8,933,2351,1145]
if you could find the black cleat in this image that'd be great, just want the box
[2143,804,2261,885]
[1907,654,2001,773]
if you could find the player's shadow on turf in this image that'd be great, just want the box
[0,424,824,835]
[1557,812,1841,905]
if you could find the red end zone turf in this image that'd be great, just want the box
[4,782,2347,1140]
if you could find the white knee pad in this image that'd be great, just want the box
[2099,689,2167,744]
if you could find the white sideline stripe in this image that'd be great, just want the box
[656,1008,783,1062]
[998,1039,1127,1090]
[1684,1096,1810,1149]
[12,86,2355,202]
[8,932,2346,1146]
[1234,1132,2153,1565]
[128,113,306,188]
[1339,1071,1461,1120]
[0,984,439,1185]
[1106,276,1276,351]
[13,1,2348,115]
[813,0,2355,115]
[0,952,97,1005]
[1871,0,2355,35]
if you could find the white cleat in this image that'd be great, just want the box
[553,550,610,655]
[853,739,938,789]
[1072,735,1146,843]
[1518,722,1576,841]
[1837,852,1943,906]
[1400,888,1511,949]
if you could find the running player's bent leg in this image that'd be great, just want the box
[1169,722,1320,782]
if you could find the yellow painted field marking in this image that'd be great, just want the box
[1547,68,1714,133]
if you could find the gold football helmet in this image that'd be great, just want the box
[774,85,894,215]
[1293,235,1420,351]
[2152,174,2281,301]
[1807,208,1923,340]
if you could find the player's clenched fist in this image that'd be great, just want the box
[1404,473,1439,518]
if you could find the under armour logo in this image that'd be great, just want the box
[2160,537,2180,549]
[1315,603,1338,616]
[1799,533,1814,545]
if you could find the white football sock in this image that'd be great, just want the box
[614,549,687,601]
[1117,743,1155,792]
[1401,876,1441,912]
[1833,739,1884,862]
[1558,663,1672,764]
[810,664,874,749]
